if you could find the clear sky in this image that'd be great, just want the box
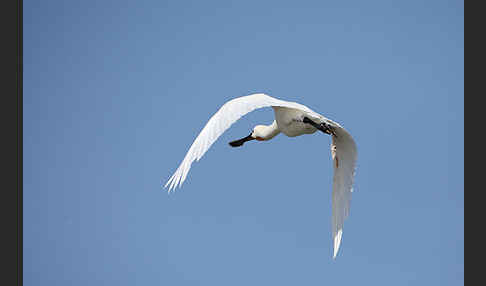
[23,1,464,285]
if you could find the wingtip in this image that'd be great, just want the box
[165,176,183,194]
[164,175,173,188]
[333,229,343,260]
[164,175,177,194]
[166,184,176,194]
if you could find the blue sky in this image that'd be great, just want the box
[24,1,463,285]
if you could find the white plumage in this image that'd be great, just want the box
[165,93,357,259]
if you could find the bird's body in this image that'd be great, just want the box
[165,93,357,259]
[273,106,319,137]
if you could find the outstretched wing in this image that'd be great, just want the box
[329,125,357,259]
[165,93,321,192]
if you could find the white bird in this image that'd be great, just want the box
[165,93,357,259]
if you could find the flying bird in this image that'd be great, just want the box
[164,93,357,259]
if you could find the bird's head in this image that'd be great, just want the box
[251,125,269,141]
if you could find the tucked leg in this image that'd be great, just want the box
[303,117,336,136]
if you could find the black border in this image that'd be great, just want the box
[463,0,469,284]
[464,0,473,283]
[18,0,23,284]
[1,0,22,284]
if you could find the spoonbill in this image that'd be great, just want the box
[165,93,357,259]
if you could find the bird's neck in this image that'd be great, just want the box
[262,120,280,140]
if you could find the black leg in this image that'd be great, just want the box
[303,117,317,126]
[303,117,336,136]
